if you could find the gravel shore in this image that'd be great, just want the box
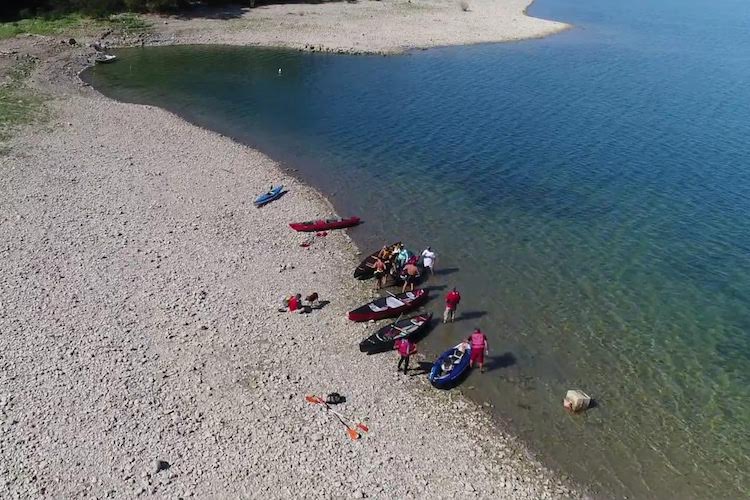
[139,0,569,54]
[1,6,579,498]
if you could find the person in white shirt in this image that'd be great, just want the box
[420,247,437,276]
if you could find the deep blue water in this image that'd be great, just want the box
[84,0,750,497]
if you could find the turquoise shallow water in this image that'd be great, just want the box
[84,0,750,497]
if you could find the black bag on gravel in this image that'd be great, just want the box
[326,393,346,405]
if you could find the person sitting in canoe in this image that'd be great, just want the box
[440,359,454,376]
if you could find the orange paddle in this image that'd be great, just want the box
[305,395,369,435]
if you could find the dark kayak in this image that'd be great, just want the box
[254,185,284,207]
[428,343,472,388]
[353,242,399,280]
[347,289,428,322]
[359,313,432,353]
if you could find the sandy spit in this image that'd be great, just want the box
[0,5,580,498]
[136,0,570,54]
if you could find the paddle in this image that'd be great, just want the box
[305,395,370,434]
[308,396,365,440]
[391,324,411,335]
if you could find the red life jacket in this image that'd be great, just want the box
[288,296,300,311]
[470,331,486,350]
[398,339,414,356]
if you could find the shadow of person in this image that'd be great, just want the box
[409,361,434,377]
[458,310,487,321]
[433,267,459,276]
[482,352,516,373]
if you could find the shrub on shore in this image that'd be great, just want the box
[1,1,254,22]
[0,12,150,40]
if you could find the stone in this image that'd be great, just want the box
[152,460,170,474]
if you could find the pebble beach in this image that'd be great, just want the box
[0,2,580,498]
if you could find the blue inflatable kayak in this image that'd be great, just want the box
[428,343,472,388]
[254,185,284,207]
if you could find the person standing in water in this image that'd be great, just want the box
[420,246,437,276]
[401,261,420,293]
[468,328,489,373]
[373,257,386,290]
[395,337,417,375]
[444,287,461,323]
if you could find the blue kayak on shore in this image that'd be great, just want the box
[428,343,472,388]
[254,185,284,207]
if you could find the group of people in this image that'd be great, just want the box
[280,292,321,313]
[370,243,438,293]
[394,286,490,375]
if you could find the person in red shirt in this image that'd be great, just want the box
[288,293,302,312]
[443,287,461,323]
[468,328,489,373]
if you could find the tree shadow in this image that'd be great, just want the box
[482,351,516,373]
[459,310,487,321]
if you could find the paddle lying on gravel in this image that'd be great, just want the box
[305,395,369,439]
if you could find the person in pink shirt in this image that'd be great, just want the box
[395,337,417,375]
[468,328,489,373]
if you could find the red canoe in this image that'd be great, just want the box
[289,216,361,232]
[348,289,428,322]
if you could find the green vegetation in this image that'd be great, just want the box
[1,1,251,22]
[0,58,48,149]
[0,13,150,40]
[0,13,87,39]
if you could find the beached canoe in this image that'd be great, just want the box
[347,289,428,322]
[359,313,432,353]
[428,343,472,388]
[353,242,399,280]
[254,185,284,207]
[289,216,361,232]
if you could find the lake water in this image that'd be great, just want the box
[84,0,750,497]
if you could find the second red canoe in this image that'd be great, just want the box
[289,216,361,232]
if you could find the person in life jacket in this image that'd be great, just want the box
[395,337,417,375]
[288,293,302,312]
[467,328,489,373]
[444,287,461,323]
